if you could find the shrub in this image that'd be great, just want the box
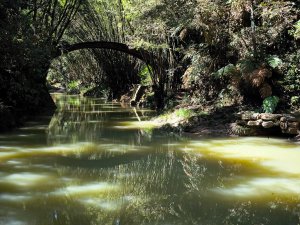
[262,96,279,113]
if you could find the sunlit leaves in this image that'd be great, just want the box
[292,20,300,39]
[262,95,279,113]
[267,55,283,69]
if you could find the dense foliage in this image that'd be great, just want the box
[48,0,299,111]
[48,0,142,98]
[0,0,81,129]
[0,0,299,130]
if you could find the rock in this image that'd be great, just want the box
[288,122,299,128]
[261,113,281,121]
[247,120,262,127]
[230,123,258,136]
[280,117,287,122]
[242,113,252,120]
[280,122,288,130]
[236,120,247,125]
[250,113,260,120]
[287,128,299,135]
[292,111,300,121]
[287,116,297,122]
[262,121,274,128]
[120,94,131,103]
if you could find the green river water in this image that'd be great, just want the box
[0,94,300,225]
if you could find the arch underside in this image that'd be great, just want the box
[56,41,152,64]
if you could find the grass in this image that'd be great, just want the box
[175,108,195,119]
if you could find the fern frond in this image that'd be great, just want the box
[259,83,272,98]
[248,66,272,87]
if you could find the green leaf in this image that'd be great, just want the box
[293,20,300,39]
[262,96,279,113]
[267,55,283,69]
[215,64,237,78]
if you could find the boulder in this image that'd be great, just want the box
[250,113,260,120]
[280,122,288,130]
[287,128,299,135]
[247,120,262,127]
[288,122,299,128]
[287,116,297,122]
[260,113,281,121]
[280,117,287,122]
[262,121,274,128]
[242,113,252,120]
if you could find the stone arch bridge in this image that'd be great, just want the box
[55,41,154,65]
[54,41,165,108]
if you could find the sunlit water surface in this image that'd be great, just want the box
[0,94,300,225]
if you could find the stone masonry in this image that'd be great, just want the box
[237,112,300,135]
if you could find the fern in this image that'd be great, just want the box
[259,83,272,98]
[237,59,257,74]
[267,55,283,69]
[262,96,279,113]
[214,64,237,78]
[248,66,272,88]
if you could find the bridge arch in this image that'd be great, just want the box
[55,41,153,64]
[54,41,165,109]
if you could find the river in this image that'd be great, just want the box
[0,94,300,225]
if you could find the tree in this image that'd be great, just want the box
[0,0,83,128]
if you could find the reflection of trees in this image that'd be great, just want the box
[44,138,300,225]
[47,95,153,145]
[46,145,187,225]
[48,95,105,144]
[2,137,300,224]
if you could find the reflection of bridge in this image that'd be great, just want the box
[55,41,153,64]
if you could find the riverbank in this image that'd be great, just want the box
[150,105,300,142]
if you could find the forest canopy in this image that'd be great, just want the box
[47,0,300,111]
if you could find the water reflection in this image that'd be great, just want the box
[47,94,156,145]
[0,94,300,225]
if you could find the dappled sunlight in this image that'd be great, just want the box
[78,198,122,211]
[213,177,300,198]
[17,134,36,137]
[54,182,120,197]
[19,125,49,130]
[0,218,27,225]
[1,94,300,225]
[0,194,31,203]
[101,106,123,109]
[188,137,300,175]
[0,143,94,162]
[0,142,150,166]
[113,121,159,130]
[182,137,300,199]
[0,172,54,187]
